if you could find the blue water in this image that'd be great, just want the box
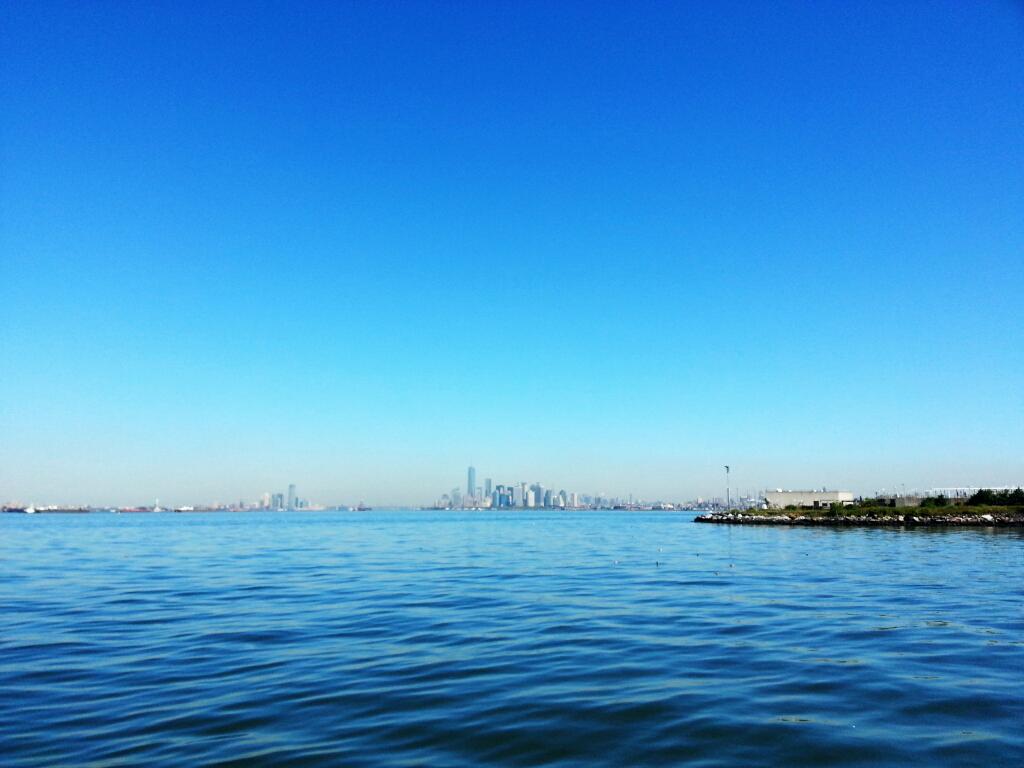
[2,511,1022,766]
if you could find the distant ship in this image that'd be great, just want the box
[1,506,38,514]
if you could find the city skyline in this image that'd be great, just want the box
[4,463,1022,511]
[2,2,1022,505]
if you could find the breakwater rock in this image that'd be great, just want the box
[694,512,1024,527]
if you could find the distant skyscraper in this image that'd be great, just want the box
[535,484,546,507]
[287,484,296,511]
[484,478,492,497]
[271,492,284,510]
[467,467,476,503]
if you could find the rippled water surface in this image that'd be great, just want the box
[2,511,1022,766]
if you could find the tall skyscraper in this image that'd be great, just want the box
[534,483,546,507]
[287,484,296,511]
[484,478,492,498]
[467,467,476,503]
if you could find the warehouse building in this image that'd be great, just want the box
[764,489,855,509]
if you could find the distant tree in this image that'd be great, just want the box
[967,489,997,505]
[967,488,1024,506]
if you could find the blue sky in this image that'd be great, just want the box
[2,1,1022,506]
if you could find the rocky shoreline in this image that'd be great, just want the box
[694,511,1024,527]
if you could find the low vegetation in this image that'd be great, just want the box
[758,505,1024,519]
[965,488,1024,506]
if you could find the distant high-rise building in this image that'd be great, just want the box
[271,492,284,510]
[534,484,546,507]
[467,467,476,503]
[484,478,493,497]
[287,484,296,511]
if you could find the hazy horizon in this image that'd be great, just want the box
[5,456,1023,509]
[2,2,1022,506]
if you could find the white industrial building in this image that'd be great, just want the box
[764,489,855,509]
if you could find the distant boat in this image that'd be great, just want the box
[25,507,36,514]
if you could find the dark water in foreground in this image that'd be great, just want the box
[1,511,1022,767]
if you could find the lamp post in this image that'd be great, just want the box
[725,465,730,510]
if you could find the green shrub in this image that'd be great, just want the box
[967,488,1024,506]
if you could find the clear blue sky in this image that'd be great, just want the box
[2,1,1022,506]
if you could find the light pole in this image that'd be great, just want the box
[725,465,730,510]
